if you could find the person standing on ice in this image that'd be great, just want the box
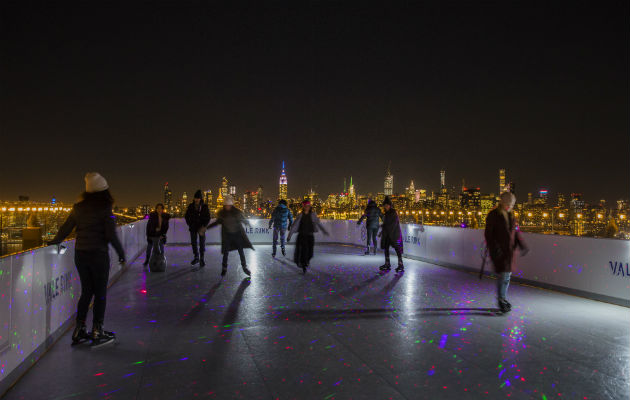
[357,199,382,255]
[379,196,404,273]
[143,203,170,266]
[484,191,529,313]
[48,172,125,347]
[185,190,211,267]
[269,199,293,257]
[287,199,329,273]
[207,195,254,277]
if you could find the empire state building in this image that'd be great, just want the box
[278,161,288,200]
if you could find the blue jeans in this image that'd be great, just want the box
[366,227,378,248]
[497,272,512,300]
[272,227,286,252]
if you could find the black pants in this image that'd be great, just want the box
[145,236,165,261]
[222,247,246,267]
[190,231,206,257]
[366,227,378,248]
[75,250,110,325]
[384,243,403,265]
[294,233,314,266]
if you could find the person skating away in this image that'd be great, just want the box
[357,199,383,255]
[269,199,293,257]
[48,173,125,347]
[143,203,170,267]
[379,196,405,273]
[207,195,254,277]
[484,192,529,313]
[185,190,211,267]
[287,200,329,274]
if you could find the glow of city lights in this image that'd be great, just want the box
[597,214,603,219]
[577,213,582,218]
[621,215,626,220]
[543,213,548,217]
[527,212,533,217]
[559,213,565,218]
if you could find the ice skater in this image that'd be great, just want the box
[287,200,329,273]
[484,192,529,313]
[143,203,170,267]
[357,199,383,255]
[48,172,125,347]
[269,199,293,257]
[379,196,404,273]
[207,195,254,277]
[185,190,211,267]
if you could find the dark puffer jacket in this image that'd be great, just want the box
[50,192,125,259]
[358,203,383,229]
[380,208,403,251]
[185,201,210,232]
[269,204,294,230]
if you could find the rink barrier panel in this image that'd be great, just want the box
[0,220,148,396]
[2,217,628,394]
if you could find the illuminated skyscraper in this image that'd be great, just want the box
[384,163,393,196]
[406,180,415,199]
[221,177,229,198]
[279,161,288,200]
[499,169,506,194]
[348,176,355,198]
[181,192,188,210]
[163,182,172,212]
[229,185,236,196]
[204,190,213,208]
[440,170,447,194]
[539,189,549,205]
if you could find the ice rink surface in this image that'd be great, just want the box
[3,244,629,400]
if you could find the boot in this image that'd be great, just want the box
[272,246,276,257]
[372,247,377,255]
[498,298,511,313]
[221,264,227,277]
[91,322,115,348]
[242,264,251,276]
[364,246,370,255]
[395,263,405,273]
[71,321,89,345]
[199,254,205,267]
[191,256,199,265]
[281,247,286,257]
[379,263,391,271]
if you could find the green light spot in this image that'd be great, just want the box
[415,340,420,343]
[542,395,547,400]
[133,361,144,364]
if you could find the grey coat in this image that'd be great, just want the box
[287,211,328,241]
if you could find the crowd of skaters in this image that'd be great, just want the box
[48,172,528,347]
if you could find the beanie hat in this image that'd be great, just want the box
[85,172,109,193]
[382,196,393,206]
[194,190,203,199]
[279,199,287,206]
[224,195,234,206]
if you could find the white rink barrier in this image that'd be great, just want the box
[168,218,629,306]
[2,217,628,393]
[0,220,147,395]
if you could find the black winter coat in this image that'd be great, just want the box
[185,202,210,232]
[484,208,526,273]
[146,211,170,238]
[358,204,383,229]
[50,194,125,259]
[208,207,254,254]
[380,208,403,251]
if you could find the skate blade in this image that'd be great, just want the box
[90,337,116,349]
[71,338,90,346]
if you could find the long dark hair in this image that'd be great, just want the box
[79,189,114,205]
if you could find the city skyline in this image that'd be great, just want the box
[1,2,627,206]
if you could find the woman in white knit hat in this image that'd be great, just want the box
[207,195,254,277]
[49,172,125,347]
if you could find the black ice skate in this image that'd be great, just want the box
[395,263,405,273]
[372,247,377,255]
[221,264,227,277]
[281,247,286,257]
[242,264,251,276]
[498,298,511,313]
[191,257,199,266]
[71,322,90,345]
[90,323,115,348]
[364,247,370,255]
[379,263,391,271]
[199,257,206,267]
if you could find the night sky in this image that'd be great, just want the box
[1,1,627,206]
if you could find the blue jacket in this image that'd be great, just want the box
[269,204,294,230]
